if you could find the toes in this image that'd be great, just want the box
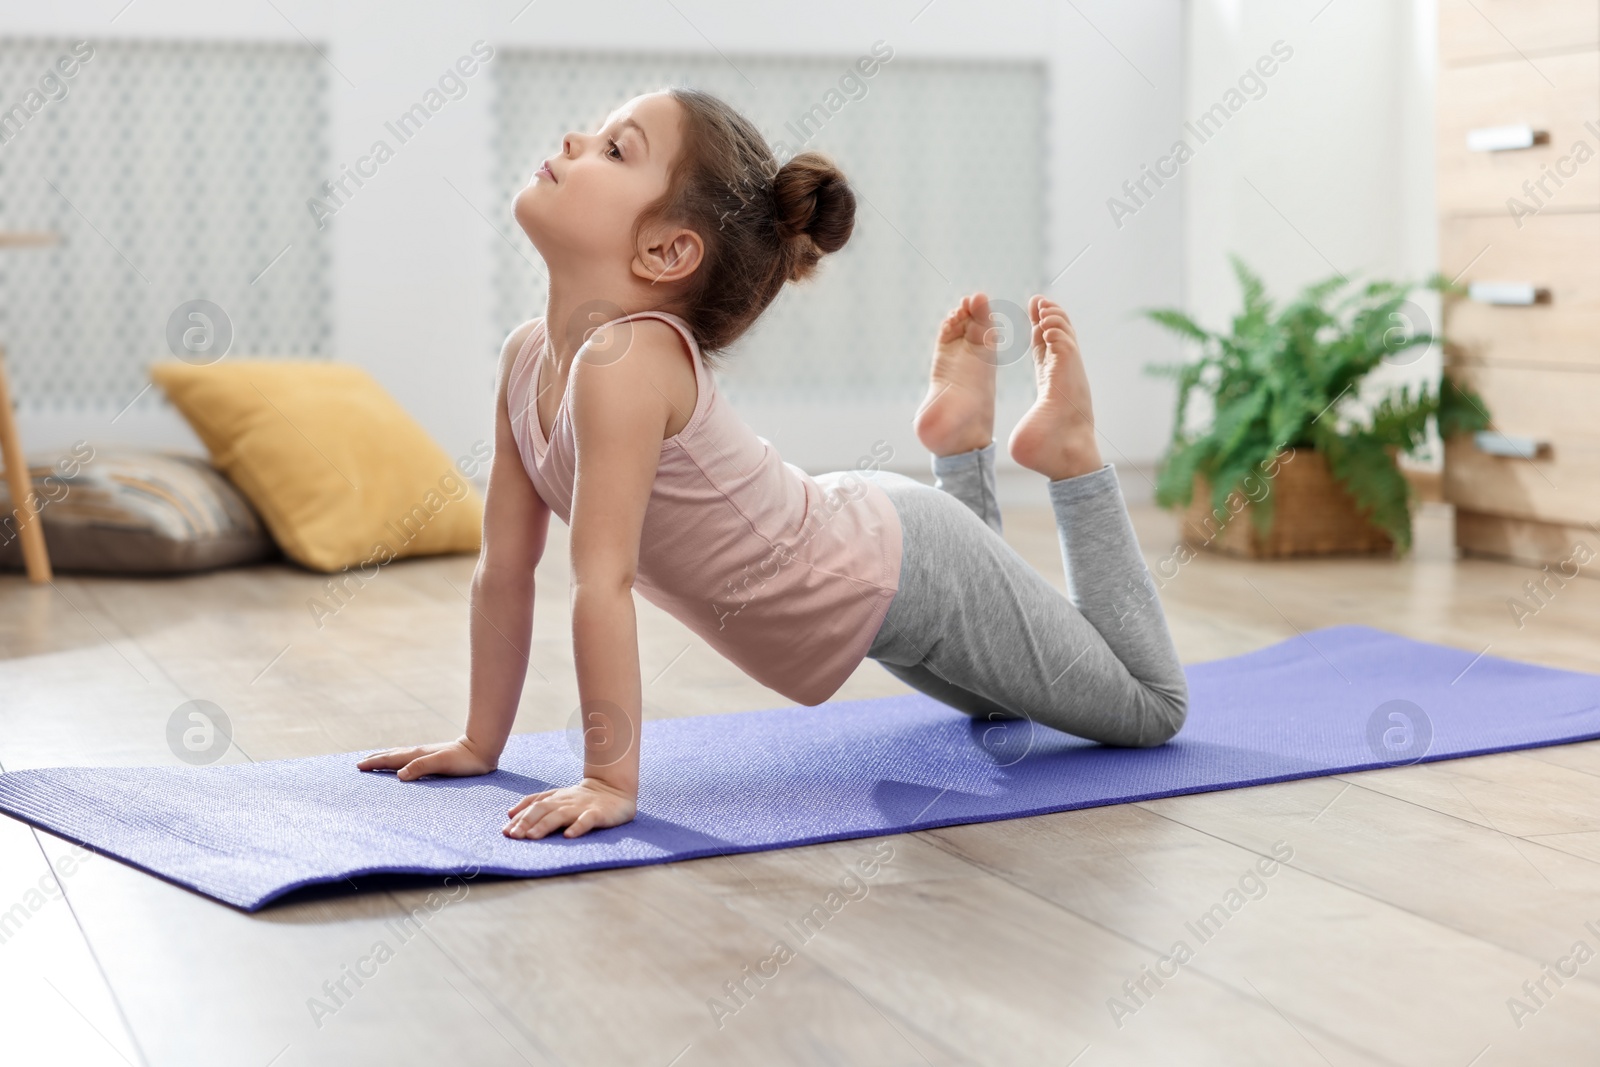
[1047,323,1078,352]
[969,295,994,334]
[1028,298,1076,355]
[1030,295,1070,324]
[940,293,995,346]
[939,303,969,343]
[938,318,963,345]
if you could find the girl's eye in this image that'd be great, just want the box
[607,139,622,160]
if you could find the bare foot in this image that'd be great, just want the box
[913,292,997,457]
[1007,295,1104,481]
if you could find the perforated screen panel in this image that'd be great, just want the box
[0,39,331,414]
[492,50,1046,405]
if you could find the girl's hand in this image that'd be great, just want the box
[504,777,637,839]
[357,737,498,781]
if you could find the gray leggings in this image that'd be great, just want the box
[860,443,1188,747]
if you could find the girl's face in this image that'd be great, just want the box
[513,92,686,267]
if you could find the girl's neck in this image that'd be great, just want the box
[541,271,673,367]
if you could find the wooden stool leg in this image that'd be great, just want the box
[0,345,52,583]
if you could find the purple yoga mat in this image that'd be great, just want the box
[1,625,1597,911]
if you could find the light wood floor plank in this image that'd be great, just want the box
[0,820,140,1065]
[3,498,1600,1064]
[926,797,1600,1065]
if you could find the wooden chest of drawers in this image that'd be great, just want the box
[1438,0,1600,575]
[1441,0,1600,64]
[1437,51,1600,215]
[1439,212,1600,369]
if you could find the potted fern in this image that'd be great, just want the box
[1143,256,1489,557]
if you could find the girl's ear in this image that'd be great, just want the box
[634,226,703,286]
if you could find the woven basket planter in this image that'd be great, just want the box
[1179,449,1394,559]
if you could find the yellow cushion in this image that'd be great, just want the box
[150,360,482,573]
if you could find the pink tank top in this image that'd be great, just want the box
[505,312,903,706]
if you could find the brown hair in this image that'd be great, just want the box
[633,87,855,358]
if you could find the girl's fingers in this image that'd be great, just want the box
[505,801,574,840]
[526,809,571,839]
[357,747,416,771]
[503,792,618,839]
[507,790,554,817]
[397,752,444,781]
[503,803,541,836]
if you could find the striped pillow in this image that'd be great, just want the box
[0,448,275,574]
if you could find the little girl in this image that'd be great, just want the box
[358,88,1188,839]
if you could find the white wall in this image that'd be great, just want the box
[5,0,1187,499]
[1180,0,1440,457]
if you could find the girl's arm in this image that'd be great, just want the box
[500,319,683,840]
[357,321,551,778]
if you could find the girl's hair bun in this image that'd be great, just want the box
[643,88,858,352]
[771,152,855,283]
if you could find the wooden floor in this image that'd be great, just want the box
[3,494,1599,1066]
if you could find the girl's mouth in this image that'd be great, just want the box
[536,161,554,182]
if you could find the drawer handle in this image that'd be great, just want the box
[1466,123,1546,152]
[1468,281,1547,305]
[1474,431,1549,459]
